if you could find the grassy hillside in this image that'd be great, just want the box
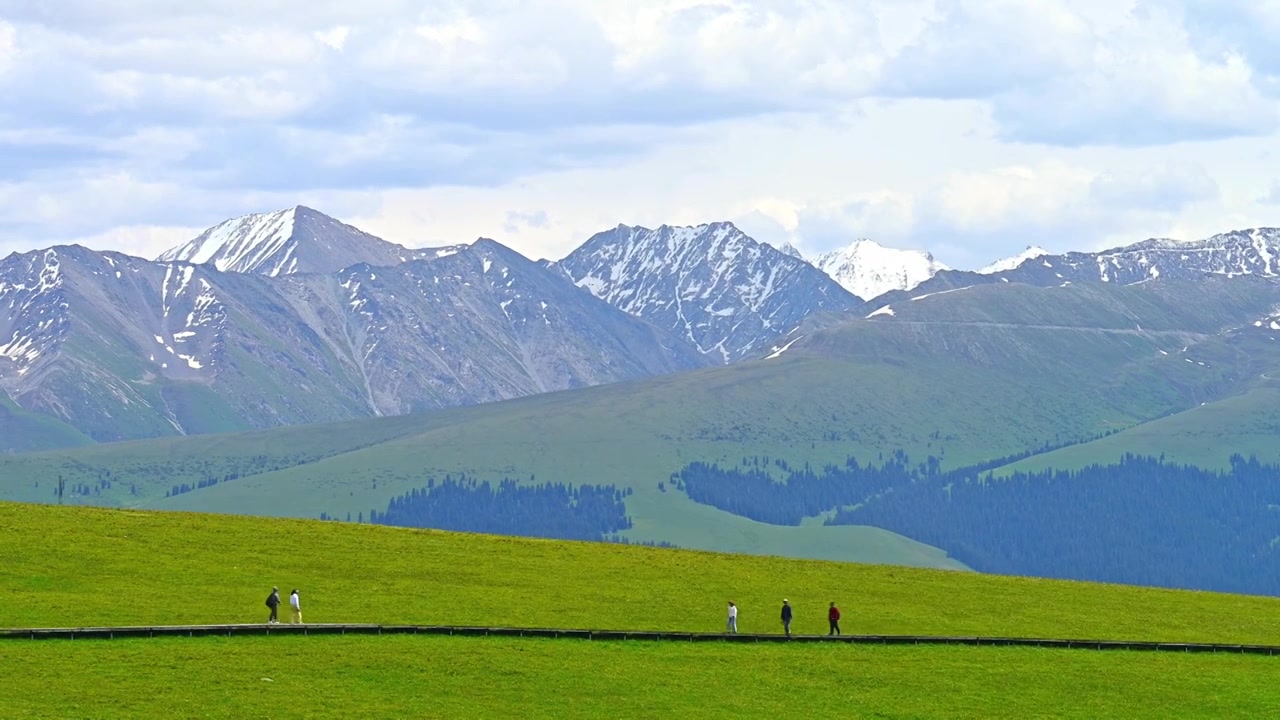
[4,502,1280,642]
[995,337,1280,475]
[996,386,1280,475]
[0,392,94,454]
[4,503,1280,719]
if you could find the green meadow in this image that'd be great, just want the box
[4,502,1280,718]
[4,635,1280,719]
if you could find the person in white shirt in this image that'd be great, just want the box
[726,601,738,633]
[290,589,302,624]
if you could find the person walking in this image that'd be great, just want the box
[289,589,302,624]
[780,599,793,636]
[265,586,280,624]
[828,602,841,636]
[726,602,738,634]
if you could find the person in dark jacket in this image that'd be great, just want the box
[266,586,280,624]
[828,602,841,636]
[781,599,793,636]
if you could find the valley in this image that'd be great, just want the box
[3,207,1280,594]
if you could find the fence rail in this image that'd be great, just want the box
[1,623,1277,654]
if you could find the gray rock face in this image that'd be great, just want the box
[0,239,708,443]
[557,222,864,362]
[278,238,712,417]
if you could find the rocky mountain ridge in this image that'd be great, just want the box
[556,222,864,362]
[1,239,707,446]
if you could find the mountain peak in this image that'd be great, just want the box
[976,245,1050,275]
[558,222,861,362]
[156,207,419,276]
[761,240,804,260]
[813,238,949,301]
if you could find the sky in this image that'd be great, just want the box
[0,0,1278,270]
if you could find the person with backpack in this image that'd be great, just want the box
[289,589,302,624]
[265,586,280,624]
[726,601,738,634]
[828,602,841,636]
[780,599,793,636]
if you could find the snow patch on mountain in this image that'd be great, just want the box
[153,265,226,372]
[976,246,1050,274]
[911,285,975,301]
[812,239,949,301]
[765,335,802,359]
[160,208,299,275]
[0,248,69,377]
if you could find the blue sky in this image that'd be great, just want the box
[0,0,1277,269]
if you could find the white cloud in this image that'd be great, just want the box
[994,43,1276,146]
[503,210,550,234]
[1089,164,1220,212]
[0,21,15,75]
[731,159,1228,269]
[0,0,1278,265]
[880,0,1095,98]
[313,26,350,52]
[879,0,1279,146]
[1261,179,1280,206]
[1168,0,1280,77]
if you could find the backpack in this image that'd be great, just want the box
[265,594,274,608]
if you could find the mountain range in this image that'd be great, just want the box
[0,233,707,444]
[3,204,1279,454]
[4,203,1280,592]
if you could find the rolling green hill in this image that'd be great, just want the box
[5,502,1280,639]
[1,277,1277,567]
[0,392,94,454]
[3,503,1280,718]
[996,384,1280,473]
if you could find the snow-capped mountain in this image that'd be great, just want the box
[557,222,863,362]
[1,239,707,449]
[12,204,1280,454]
[1091,228,1280,283]
[985,228,1280,287]
[812,239,949,301]
[156,205,446,276]
[894,228,1280,301]
[976,246,1050,275]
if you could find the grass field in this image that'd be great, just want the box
[6,502,1280,718]
[4,635,1280,719]
[5,502,1280,644]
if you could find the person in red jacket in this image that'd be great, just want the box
[828,602,841,636]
